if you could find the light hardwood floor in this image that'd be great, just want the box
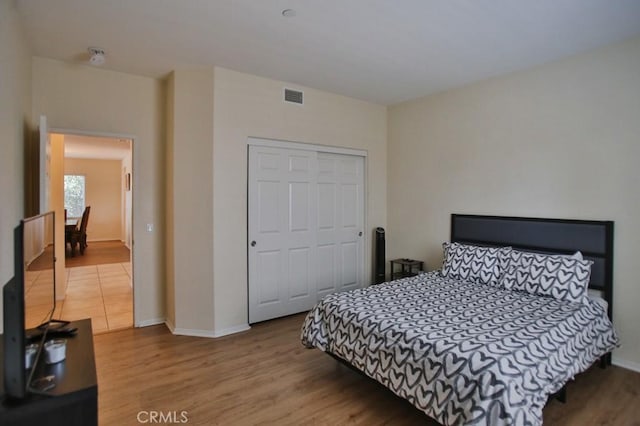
[94,313,640,425]
[64,240,130,268]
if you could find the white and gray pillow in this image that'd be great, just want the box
[441,242,511,286]
[500,251,593,304]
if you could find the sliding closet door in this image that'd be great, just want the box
[316,153,365,298]
[248,144,365,323]
[248,146,318,323]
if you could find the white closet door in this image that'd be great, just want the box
[248,146,318,323]
[248,145,365,323]
[317,153,364,297]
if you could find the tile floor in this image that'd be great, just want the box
[59,262,133,333]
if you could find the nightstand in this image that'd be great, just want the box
[390,258,424,280]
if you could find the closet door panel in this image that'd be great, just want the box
[319,153,365,293]
[250,145,364,323]
[249,146,317,323]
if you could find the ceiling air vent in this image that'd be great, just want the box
[284,88,303,105]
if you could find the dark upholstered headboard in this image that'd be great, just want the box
[450,214,614,319]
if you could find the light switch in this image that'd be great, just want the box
[146,223,154,232]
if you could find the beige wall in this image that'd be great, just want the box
[388,37,640,368]
[0,0,32,333]
[212,67,387,334]
[64,157,123,241]
[166,69,215,333]
[32,57,166,326]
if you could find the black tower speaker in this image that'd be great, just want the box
[374,227,385,284]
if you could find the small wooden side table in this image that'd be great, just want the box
[390,258,424,280]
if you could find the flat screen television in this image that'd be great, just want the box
[2,211,57,399]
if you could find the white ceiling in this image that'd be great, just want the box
[64,134,131,160]
[16,0,640,105]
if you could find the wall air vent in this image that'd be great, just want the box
[284,88,303,105]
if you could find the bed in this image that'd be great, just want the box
[301,214,619,426]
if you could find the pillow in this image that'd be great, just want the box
[500,251,593,303]
[441,242,512,286]
[511,249,583,260]
[570,251,584,261]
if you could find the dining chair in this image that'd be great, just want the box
[69,206,91,256]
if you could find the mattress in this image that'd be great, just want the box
[301,271,619,426]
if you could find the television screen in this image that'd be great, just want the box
[23,213,57,330]
[2,211,56,400]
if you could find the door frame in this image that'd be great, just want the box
[247,137,369,322]
[248,137,367,158]
[50,126,137,326]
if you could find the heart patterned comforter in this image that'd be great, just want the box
[301,271,618,425]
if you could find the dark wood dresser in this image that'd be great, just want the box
[0,319,97,426]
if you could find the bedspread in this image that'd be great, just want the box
[301,271,618,425]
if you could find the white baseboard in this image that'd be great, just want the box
[136,317,166,327]
[213,323,251,338]
[166,323,217,338]
[164,320,251,338]
[612,356,640,373]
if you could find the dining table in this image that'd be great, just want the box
[65,218,78,232]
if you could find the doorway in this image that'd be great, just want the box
[248,140,366,323]
[57,133,134,333]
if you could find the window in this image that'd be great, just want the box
[64,175,86,218]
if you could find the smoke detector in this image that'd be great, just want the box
[88,47,106,66]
